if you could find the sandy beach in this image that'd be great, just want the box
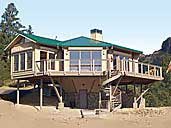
[0,99,171,128]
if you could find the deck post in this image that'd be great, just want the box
[60,85,63,103]
[109,84,112,112]
[160,67,162,78]
[99,91,101,110]
[40,79,43,110]
[16,80,20,105]
[125,85,128,93]
[134,84,136,96]
[140,84,143,93]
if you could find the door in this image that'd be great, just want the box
[40,51,47,72]
[79,89,88,109]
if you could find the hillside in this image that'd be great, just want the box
[141,37,171,107]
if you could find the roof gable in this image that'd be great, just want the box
[21,33,61,47]
[61,36,113,47]
[61,36,142,54]
[4,33,62,51]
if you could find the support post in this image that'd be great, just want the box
[125,85,128,93]
[134,84,136,96]
[17,80,20,105]
[140,84,143,93]
[99,91,101,110]
[60,85,63,103]
[40,79,43,110]
[133,97,138,108]
[50,77,64,109]
[109,84,112,112]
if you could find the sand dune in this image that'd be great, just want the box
[0,99,171,128]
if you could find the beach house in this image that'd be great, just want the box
[4,29,163,110]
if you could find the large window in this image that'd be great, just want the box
[13,51,33,72]
[14,54,19,72]
[70,50,102,71]
[27,51,32,69]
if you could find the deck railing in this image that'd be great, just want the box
[115,58,163,78]
[34,58,163,78]
[35,59,105,75]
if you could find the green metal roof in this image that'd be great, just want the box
[61,36,113,47]
[17,33,142,54]
[112,43,143,54]
[21,33,61,47]
[61,36,143,54]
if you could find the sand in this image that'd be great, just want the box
[0,100,171,128]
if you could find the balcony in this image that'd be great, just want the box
[114,58,163,81]
[34,58,163,80]
[12,58,163,82]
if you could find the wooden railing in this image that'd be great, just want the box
[34,58,163,78]
[114,57,163,78]
[35,59,105,75]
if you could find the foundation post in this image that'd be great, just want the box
[139,97,146,109]
[133,97,138,108]
[40,79,43,110]
[134,84,136,96]
[125,85,128,93]
[99,91,101,110]
[140,84,143,93]
[109,84,112,112]
[16,80,20,105]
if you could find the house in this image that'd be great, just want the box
[4,29,163,110]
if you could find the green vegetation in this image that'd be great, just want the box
[0,3,33,86]
[141,52,171,107]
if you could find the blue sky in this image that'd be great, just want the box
[1,0,171,54]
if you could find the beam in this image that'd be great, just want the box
[50,77,62,102]
[16,80,20,105]
[40,79,43,110]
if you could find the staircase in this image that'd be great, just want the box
[102,72,121,86]
[102,86,122,111]
[111,88,122,110]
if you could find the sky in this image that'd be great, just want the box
[0,0,171,54]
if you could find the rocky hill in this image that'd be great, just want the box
[141,37,171,107]
[140,37,171,67]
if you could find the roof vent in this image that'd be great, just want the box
[90,29,103,41]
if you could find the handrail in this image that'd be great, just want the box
[114,57,163,78]
[35,59,105,74]
[33,58,163,78]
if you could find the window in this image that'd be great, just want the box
[70,51,79,71]
[13,50,33,72]
[14,54,19,71]
[70,50,102,71]
[81,51,91,71]
[92,51,102,71]
[49,53,55,70]
[20,53,25,70]
[27,51,32,69]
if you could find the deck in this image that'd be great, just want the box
[12,59,163,83]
